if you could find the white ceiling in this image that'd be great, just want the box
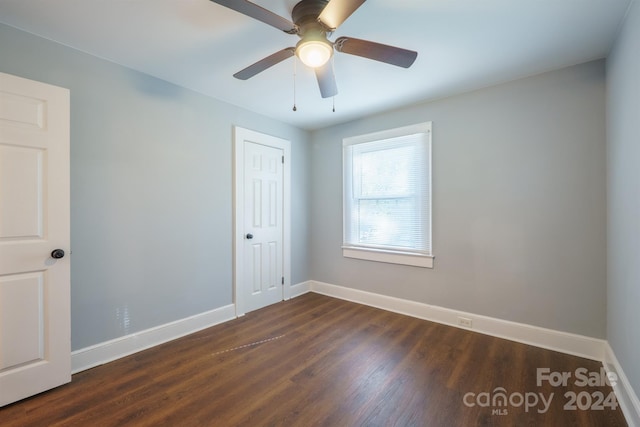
[0,0,632,130]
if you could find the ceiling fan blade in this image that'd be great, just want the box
[315,62,338,98]
[334,37,417,68]
[233,48,296,80]
[318,0,366,31]
[210,0,297,33]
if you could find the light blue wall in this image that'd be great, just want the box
[1,16,626,363]
[0,23,310,350]
[310,61,607,338]
[607,0,640,407]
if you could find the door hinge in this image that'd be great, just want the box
[281,277,284,285]
[282,155,284,164]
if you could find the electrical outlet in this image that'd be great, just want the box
[458,316,473,328]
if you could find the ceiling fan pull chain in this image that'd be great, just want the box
[292,57,297,112]
[332,56,336,113]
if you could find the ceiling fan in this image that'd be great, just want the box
[210,0,418,98]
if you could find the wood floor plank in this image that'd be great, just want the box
[0,293,628,426]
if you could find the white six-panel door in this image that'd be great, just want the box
[234,127,291,316]
[0,72,71,406]
[244,142,283,312]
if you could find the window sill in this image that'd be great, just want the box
[342,247,434,268]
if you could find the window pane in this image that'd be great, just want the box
[359,145,416,197]
[357,198,418,249]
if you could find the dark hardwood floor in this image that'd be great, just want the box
[0,293,627,426]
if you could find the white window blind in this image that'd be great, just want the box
[343,122,432,268]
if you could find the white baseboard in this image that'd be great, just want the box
[289,280,312,298]
[604,343,640,427]
[71,304,236,374]
[309,280,606,361]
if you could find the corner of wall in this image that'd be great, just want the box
[604,343,640,427]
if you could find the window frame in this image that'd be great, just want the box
[342,122,433,268]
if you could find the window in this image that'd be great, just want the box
[343,122,433,268]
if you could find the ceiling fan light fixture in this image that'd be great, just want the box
[296,38,333,68]
[213,0,418,99]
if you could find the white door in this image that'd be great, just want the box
[244,142,283,312]
[0,72,71,407]
[234,127,291,316]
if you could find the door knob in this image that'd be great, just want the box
[246,233,254,240]
[51,249,65,259]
